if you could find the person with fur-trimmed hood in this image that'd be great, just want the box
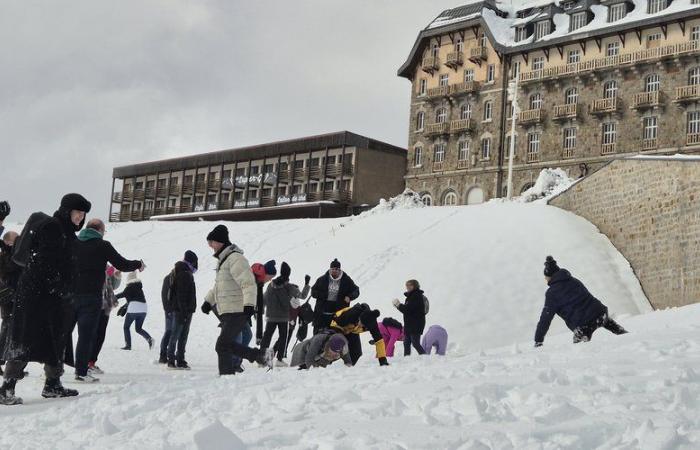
[1,193,91,405]
[311,259,359,334]
[201,225,272,375]
[330,303,389,366]
[291,330,353,369]
[534,256,628,347]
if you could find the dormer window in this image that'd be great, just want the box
[647,0,667,13]
[515,26,528,42]
[608,3,627,22]
[534,21,551,40]
[562,1,576,9]
[570,12,587,31]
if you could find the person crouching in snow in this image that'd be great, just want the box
[377,317,404,358]
[330,303,389,366]
[260,262,310,367]
[421,325,448,356]
[534,256,628,347]
[392,279,427,356]
[291,330,352,369]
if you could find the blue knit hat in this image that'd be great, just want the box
[264,260,277,276]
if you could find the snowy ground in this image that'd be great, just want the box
[0,201,674,449]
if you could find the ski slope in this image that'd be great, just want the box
[0,200,676,449]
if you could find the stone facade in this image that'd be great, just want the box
[549,157,700,310]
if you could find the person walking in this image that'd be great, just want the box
[165,251,198,370]
[87,265,122,374]
[117,272,154,351]
[311,259,359,334]
[201,225,271,375]
[392,279,427,356]
[534,256,628,347]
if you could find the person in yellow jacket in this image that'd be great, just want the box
[330,303,389,366]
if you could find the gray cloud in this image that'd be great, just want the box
[0,0,457,221]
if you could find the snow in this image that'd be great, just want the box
[491,168,578,203]
[0,201,659,447]
[629,153,700,161]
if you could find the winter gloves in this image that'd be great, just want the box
[201,302,212,315]
[244,305,255,317]
[392,298,401,308]
[304,274,311,286]
[0,201,9,221]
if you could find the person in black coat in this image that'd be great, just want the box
[534,256,628,347]
[311,259,359,334]
[1,193,91,405]
[0,200,10,238]
[0,232,20,376]
[392,279,426,356]
[164,251,198,369]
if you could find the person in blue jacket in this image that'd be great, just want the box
[534,256,627,347]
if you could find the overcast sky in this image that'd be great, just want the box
[0,0,461,221]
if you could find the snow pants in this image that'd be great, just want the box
[573,312,627,343]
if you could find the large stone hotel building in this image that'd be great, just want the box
[399,0,700,205]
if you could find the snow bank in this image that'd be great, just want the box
[358,188,425,216]
[490,168,577,204]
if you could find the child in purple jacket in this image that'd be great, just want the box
[421,325,448,356]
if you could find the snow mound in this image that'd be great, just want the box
[495,168,575,204]
[361,188,425,216]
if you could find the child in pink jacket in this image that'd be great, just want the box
[377,317,404,357]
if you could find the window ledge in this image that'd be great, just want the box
[482,119,493,123]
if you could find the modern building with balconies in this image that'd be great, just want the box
[109,131,406,222]
[398,0,700,206]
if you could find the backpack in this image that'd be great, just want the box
[11,212,53,267]
[423,295,430,315]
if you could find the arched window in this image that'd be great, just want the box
[421,194,433,206]
[565,88,578,105]
[413,146,423,167]
[460,104,472,120]
[645,74,660,92]
[603,80,618,99]
[436,108,447,123]
[689,67,700,85]
[443,192,458,206]
[416,111,425,130]
[530,93,543,109]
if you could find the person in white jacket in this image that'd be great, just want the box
[201,225,271,375]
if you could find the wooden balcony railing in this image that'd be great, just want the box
[421,56,440,74]
[450,80,479,96]
[552,103,578,120]
[632,91,661,109]
[675,85,700,103]
[590,97,619,115]
[518,108,543,124]
[450,118,475,133]
[469,46,487,62]
[446,51,464,69]
[642,138,658,150]
[601,143,617,155]
[425,122,450,136]
[427,85,450,98]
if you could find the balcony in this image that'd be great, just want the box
[590,97,619,115]
[450,118,475,134]
[518,108,544,125]
[642,138,658,150]
[207,179,220,191]
[631,91,662,110]
[450,80,479,96]
[552,103,578,121]
[293,167,308,179]
[180,183,194,195]
[425,122,450,136]
[132,189,145,199]
[526,151,540,163]
[469,47,487,63]
[601,143,617,155]
[687,133,700,145]
[325,162,354,177]
[278,169,290,182]
[445,51,464,69]
[112,192,123,202]
[432,161,444,172]
[322,190,352,202]
[427,85,450,99]
[168,185,180,196]
[457,159,469,169]
[675,85,700,104]
[261,197,275,208]
[421,56,440,75]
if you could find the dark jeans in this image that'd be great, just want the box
[273,321,295,359]
[216,313,260,375]
[404,333,426,356]
[232,323,253,368]
[260,321,288,361]
[159,311,174,359]
[167,312,192,362]
[89,313,110,364]
[123,313,152,348]
[573,312,627,343]
[72,295,102,376]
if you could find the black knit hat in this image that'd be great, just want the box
[60,193,91,213]
[280,262,291,281]
[184,250,198,270]
[330,258,341,269]
[206,225,230,244]
[544,256,560,277]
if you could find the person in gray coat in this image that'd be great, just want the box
[290,330,352,369]
[260,262,310,366]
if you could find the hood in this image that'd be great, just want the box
[404,288,424,298]
[218,244,244,261]
[548,269,572,286]
[77,228,103,242]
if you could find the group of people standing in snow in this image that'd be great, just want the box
[0,191,631,407]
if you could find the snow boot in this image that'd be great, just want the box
[0,379,22,405]
[121,346,131,350]
[166,361,179,370]
[74,374,100,383]
[42,378,79,398]
[87,363,104,375]
[158,355,167,364]
[232,365,244,374]
[176,360,191,370]
[255,349,274,371]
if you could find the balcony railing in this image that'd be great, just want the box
[457,159,470,169]
[325,162,354,177]
[425,122,450,136]
[526,151,540,163]
[590,97,619,115]
[421,56,440,74]
[450,80,479,96]
[601,143,617,155]
[675,85,700,103]
[518,108,543,124]
[642,138,658,150]
[432,161,444,172]
[469,46,487,62]
[519,40,700,84]
[552,103,578,120]
[446,51,464,69]
[450,118,475,133]
[687,133,700,145]
[632,91,661,109]
[427,85,450,98]
[563,147,575,159]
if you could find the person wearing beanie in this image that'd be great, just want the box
[392,279,427,356]
[87,264,123,375]
[330,303,389,367]
[116,272,154,351]
[534,256,628,347]
[203,227,273,374]
[1,193,92,405]
[290,330,353,369]
[250,259,277,346]
[310,258,360,334]
[159,250,198,369]
[260,262,310,367]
